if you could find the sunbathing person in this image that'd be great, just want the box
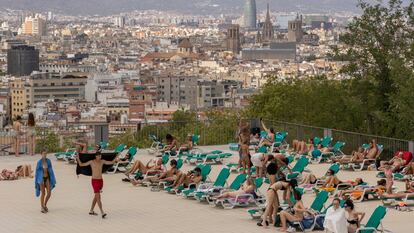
[132,159,178,186]
[258,179,298,227]
[16,164,33,178]
[179,134,194,152]
[161,134,179,154]
[337,179,386,200]
[379,151,407,172]
[259,119,275,147]
[381,179,414,199]
[171,167,202,189]
[1,165,33,180]
[333,147,366,164]
[279,190,314,232]
[125,158,164,178]
[365,139,379,159]
[216,176,256,200]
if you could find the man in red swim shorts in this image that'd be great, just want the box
[77,152,118,218]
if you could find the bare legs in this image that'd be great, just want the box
[261,188,280,227]
[28,136,36,156]
[90,193,105,217]
[279,211,301,231]
[14,137,20,157]
[40,180,51,213]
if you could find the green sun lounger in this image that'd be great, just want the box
[356,205,387,233]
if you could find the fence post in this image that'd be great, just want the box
[409,141,414,154]
[324,128,332,138]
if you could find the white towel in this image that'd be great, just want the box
[323,207,348,233]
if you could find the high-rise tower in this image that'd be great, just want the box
[261,3,274,42]
[244,0,257,29]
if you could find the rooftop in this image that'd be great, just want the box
[0,145,411,233]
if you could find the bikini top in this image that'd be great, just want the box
[347,219,359,226]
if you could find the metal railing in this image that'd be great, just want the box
[262,120,411,158]
[1,119,412,159]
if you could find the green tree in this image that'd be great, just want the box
[336,0,414,136]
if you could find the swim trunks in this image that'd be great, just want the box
[91,179,103,193]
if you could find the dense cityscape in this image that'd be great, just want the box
[0,0,356,146]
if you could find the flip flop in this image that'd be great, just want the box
[41,209,47,214]
[89,211,98,216]
[102,213,107,219]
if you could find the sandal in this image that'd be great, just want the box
[89,211,98,216]
[102,213,107,219]
[44,206,49,212]
[41,208,47,214]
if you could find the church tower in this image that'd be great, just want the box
[261,3,274,42]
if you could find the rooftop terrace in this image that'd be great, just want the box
[0,145,412,233]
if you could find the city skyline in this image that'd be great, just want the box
[0,0,365,16]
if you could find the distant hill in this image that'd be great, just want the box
[0,0,361,15]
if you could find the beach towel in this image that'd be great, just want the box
[323,206,347,233]
[76,152,117,176]
[35,158,57,197]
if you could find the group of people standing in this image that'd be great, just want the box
[11,113,36,156]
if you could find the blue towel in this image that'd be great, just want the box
[35,158,57,197]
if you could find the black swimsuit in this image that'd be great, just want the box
[347,219,359,227]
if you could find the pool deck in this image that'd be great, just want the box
[0,145,411,233]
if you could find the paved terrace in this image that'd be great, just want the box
[0,145,411,233]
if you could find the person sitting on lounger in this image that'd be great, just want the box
[124,158,164,179]
[160,134,179,155]
[132,159,178,186]
[216,176,256,200]
[179,134,194,152]
[381,179,414,199]
[365,139,378,159]
[337,179,386,200]
[379,152,407,173]
[171,167,202,190]
[259,119,275,147]
[279,190,315,232]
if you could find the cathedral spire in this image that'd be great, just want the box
[265,3,270,23]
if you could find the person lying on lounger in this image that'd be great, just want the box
[337,179,386,200]
[333,147,366,164]
[379,152,407,173]
[124,158,164,178]
[215,176,256,200]
[131,159,178,186]
[171,167,202,189]
[380,179,414,199]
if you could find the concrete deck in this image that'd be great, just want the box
[0,145,411,233]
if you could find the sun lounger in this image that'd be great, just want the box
[356,205,388,233]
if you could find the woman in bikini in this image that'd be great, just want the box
[338,179,386,200]
[258,179,298,227]
[35,151,56,213]
[259,120,275,147]
[381,179,414,199]
[27,113,36,156]
[12,116,23,156]
[171,167,202,190]
[216,176,256,200]
[124,158,164,179]
[344,199,365,233]
[279,190,313,232]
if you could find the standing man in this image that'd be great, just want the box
[76,151,118,218]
